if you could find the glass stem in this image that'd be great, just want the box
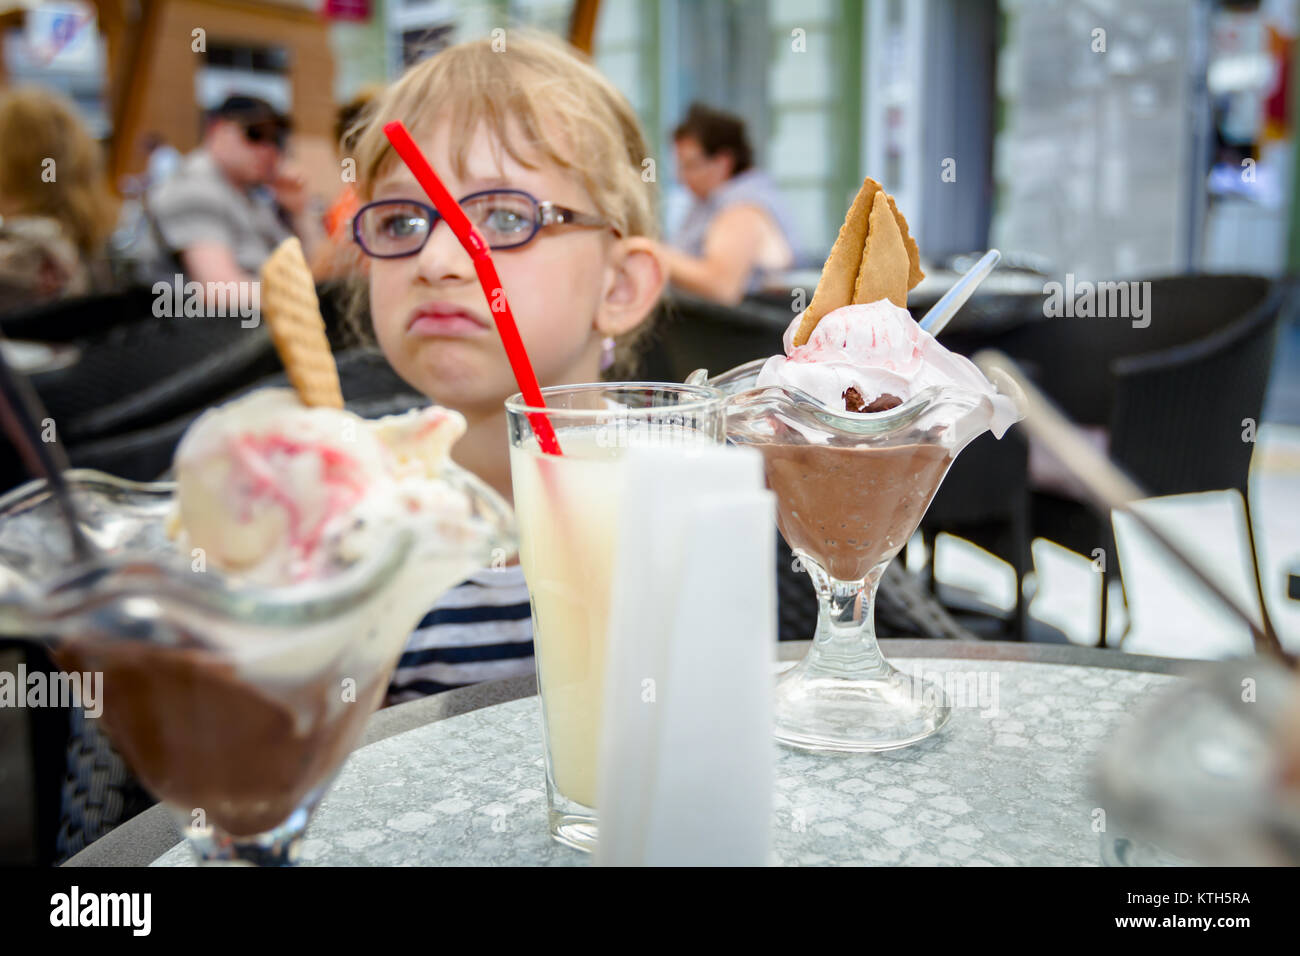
[803,558,891,679]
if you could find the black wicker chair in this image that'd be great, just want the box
[55,706,154,864]
[1108,284,1286,496]
[51,348,423,484]
[4,281,369,483]
[918,430,1032,640]
[0,285,161,344]
[29,320,280,444]
[637,292,793,383]
[1023,276,1289,645]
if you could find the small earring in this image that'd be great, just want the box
[599,335,617,372]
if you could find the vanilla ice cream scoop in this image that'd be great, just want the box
[756,300,1022,438]
[173,388,469,585]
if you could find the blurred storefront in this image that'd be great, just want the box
[1,1,340,194]
[1202,0,1295,274]
[382,0,875,258]
[376,1,1001,267]
[993,0,1212,280]
[102,0,337,192]
[0,2,110,135]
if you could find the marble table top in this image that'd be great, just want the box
[154,655,1182,866]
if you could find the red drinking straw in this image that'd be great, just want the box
[382,121,562,456]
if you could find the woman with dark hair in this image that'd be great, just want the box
[657,102,802,304]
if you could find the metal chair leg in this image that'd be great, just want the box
[1098,564,1109,649]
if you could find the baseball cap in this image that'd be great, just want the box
[208,95,292,132]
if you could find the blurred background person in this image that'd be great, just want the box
[0,86,118,312]
[111,132,181,275]
[135,95,324,289]
[140,132,181,190]
[116,132,182,198]
[658,102,802,304]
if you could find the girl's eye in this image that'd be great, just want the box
[478,201,533,234]
[379,213,425,238]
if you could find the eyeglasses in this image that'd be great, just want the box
[352,190,614,258]
[243,124,288,150]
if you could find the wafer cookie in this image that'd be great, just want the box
[259,238,343,409]
[792,177,924,347]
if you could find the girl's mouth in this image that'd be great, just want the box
[407,305,491,339]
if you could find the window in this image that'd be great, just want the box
[401,24,455,68]
[196,42,292,113]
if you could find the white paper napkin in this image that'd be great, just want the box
[594,443,776,866]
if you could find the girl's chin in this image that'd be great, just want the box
[408,339,483,377]
[410,358,513,412]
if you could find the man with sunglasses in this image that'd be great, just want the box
[137,95,324,296]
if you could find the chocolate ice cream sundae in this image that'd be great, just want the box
[720,176,1024,752]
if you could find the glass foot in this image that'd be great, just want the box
[544,776,597,853]
[548,810,598,853]
[1100,832,1196,867]
[170,774,335,866]
[176,802,314,866]
[773,656,952,753]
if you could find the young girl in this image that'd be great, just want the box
[348,33,665,701]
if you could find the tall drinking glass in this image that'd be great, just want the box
[506,383,724,852]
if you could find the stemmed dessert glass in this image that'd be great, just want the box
[711,359,1008,752]
[0,467,514,864]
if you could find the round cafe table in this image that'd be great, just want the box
[62,640,1198,867]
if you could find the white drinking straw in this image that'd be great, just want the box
[918,249,1002,337]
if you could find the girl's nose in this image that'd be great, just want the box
[415,218,475,284]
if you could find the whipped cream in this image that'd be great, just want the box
[173,388,470,585]
[756,300,1021,438]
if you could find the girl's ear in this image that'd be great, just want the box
[596,236,666,338]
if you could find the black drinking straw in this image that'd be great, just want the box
[0,331,93,563]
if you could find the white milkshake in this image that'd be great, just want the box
[511,423,714,810]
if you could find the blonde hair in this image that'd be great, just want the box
[348,31,660,373]
[336,83,383,154]
[0,87,118,258]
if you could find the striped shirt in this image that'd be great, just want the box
[385,564,535,704]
